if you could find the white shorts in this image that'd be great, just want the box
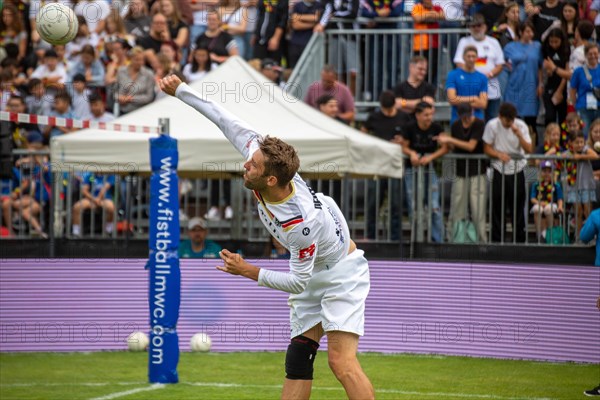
[288,249,370,338]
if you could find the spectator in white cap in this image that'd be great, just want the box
[179,217,222,258]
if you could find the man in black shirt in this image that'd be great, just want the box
[479,0,506,32]
[526,0,564,41]
[434,103,488,242]
[361,90,407,240]
[394,56,436,118]
[254,0,289,63]
[401,101,448,242]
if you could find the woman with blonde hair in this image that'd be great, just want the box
[124,0,152,39]
[218,0,248,60]
[115,46,155,115]
[102,8,135,43]
[588,118,600,150]
[99,9,136,62]
[155,0,190,53]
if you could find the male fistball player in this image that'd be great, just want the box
[159,75,374,400]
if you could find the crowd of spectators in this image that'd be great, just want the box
[0,0,599,249]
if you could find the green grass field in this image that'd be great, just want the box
[0,351,597,400]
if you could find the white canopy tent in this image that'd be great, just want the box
[51,56,403,178]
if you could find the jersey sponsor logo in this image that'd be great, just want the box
[299,243,316,260]
[307,186,323,209]
[302,227,310,236]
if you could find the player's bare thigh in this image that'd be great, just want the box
[301,323,325,343]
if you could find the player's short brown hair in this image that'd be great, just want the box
[259,136,300,188]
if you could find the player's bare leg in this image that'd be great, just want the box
[327,330,374,400]
[281,323,324,400]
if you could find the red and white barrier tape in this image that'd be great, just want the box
[0,111,160,134]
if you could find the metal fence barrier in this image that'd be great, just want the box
[2,150,595,249]
[288,19,469,121]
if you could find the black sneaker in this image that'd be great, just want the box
[584,385,600,396]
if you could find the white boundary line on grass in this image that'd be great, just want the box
[0,381,555,400]
[87,383,164,400]
[185,382,555,400]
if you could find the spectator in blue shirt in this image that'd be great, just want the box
[42,91,75,142]
[71,173,116,237]
[446,45,488,123]
[7,148,52,238]
[580,208,600,266]
[503,21,543,139]
[569,43,600,138]
[179,217,222,258]
[67,45,105,87]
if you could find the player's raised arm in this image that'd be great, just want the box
[159,74,261,160]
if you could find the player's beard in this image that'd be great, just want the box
[243,171,268,192]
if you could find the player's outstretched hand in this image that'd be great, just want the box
[217,249,247,276]
[159,74,182,97]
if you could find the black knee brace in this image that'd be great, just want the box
[285,335,320,380]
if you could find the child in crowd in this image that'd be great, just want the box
[560,112,584,150]
[87,92,115,123]
[43,91,75,141]
[70,73,92,120]
[0,69,19,111]
[25,78,52,117]
[535,123,563,179]
[588,118,600,156]
[71,172,116,237]
[530,160,564,239]
[8,143,51,238]
[563,130,599,240]
[536,123,562,155]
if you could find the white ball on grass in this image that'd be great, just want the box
[127,331,149,352]
[190,333,212,352]
[35,3,78,45]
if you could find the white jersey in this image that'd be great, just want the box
[175,84,351,295]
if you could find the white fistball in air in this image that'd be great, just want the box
[36,3,78,45]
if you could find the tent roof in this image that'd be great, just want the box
[51,56,403,178]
